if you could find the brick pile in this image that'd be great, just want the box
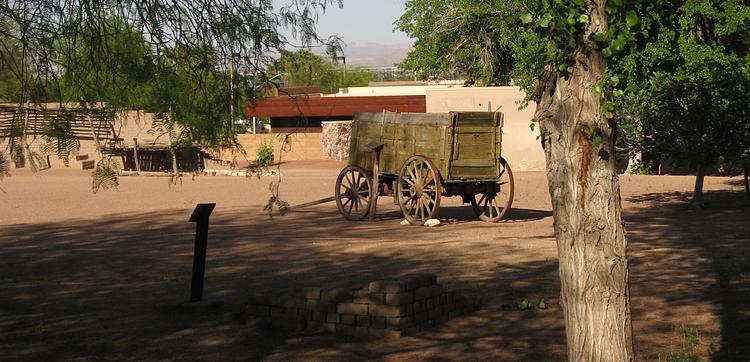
[244,274,481,337]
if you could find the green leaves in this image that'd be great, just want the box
[626,10,639,28]
[398,0,519,85]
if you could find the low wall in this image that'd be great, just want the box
[220,133,326,164]
[243,274,481,337]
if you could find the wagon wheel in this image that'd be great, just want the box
[335,165,373,221]
[397,156,442,225]
[470,157,514,222]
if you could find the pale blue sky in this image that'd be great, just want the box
[278,0,412,45]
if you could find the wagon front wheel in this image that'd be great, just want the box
[335,165,373,221]
[397,155,442,225]
[470,157,514,222]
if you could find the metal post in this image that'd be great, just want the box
[188,203,216,302]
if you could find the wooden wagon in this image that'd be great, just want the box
[334,111,514,225]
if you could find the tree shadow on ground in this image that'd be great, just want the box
[0,205,565,361]
[372,201,551,224]
[2,187,745,360]
[624,190,750,361]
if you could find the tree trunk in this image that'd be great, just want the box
[533,2,634,361]
[692,162,707,208]
[743,160,749,196]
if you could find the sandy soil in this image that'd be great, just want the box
[0,162,748,361]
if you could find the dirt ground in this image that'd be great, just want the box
[0,161,748,361]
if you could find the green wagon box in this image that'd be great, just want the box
[335,111,514,225]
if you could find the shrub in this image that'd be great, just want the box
[0,152,9,179]
[629,161,654,175]
[92,160,119,194]
[256,141,274,167]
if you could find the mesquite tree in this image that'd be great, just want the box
[0,0,342,164]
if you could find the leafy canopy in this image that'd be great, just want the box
[398,0,750,174]
[270,49,371,94]
[0,0,343,146]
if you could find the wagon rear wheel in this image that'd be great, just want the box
[470,157,514,222]
[335,165,373,221]
[397,156,442,225]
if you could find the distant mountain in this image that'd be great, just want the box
[339,42,412,67]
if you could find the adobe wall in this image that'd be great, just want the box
[0,108,171,171]
[219,133,326,164]
[426,87,545,172]
[243,274,481,337]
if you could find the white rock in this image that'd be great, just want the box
[424,219,441,227]
[399,219,410,226]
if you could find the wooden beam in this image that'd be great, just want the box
[132,138,141,174]
[244,95,426,118]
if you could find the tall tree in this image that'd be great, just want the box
[0,0,342,142]
[395,0,523,85]
[613,0,750,207]
[528,2,634,359]
[271,49,371,93]
[0,19,34,102]
[400,0,636,359]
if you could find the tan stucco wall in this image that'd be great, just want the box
[425,87,545,172]
[218,133,325,164]
[0,106,171,170]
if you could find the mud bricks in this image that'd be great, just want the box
[244,274,481,338]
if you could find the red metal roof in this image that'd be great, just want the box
[244,95,426,118]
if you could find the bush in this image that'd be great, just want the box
[256,141,274,167]
[91,159,119,194]
[629,161,654,175]
[0,152,9,179]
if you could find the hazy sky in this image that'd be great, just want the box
[278,0,412,45]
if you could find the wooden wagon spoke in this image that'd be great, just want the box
[477,194,487,207]
[347,199,355,214]
[470,157,514,223]
[408,165,418,183]
[397,156,442,225]
[335,165,373,221]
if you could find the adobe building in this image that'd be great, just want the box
[240,86,545,172]
[0,104,198,172]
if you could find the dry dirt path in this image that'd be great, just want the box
[0,162,747,361]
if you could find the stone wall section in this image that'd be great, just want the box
[321,121,352,161]
[243,274,481,337]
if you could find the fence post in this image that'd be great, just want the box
[188,203,216,302]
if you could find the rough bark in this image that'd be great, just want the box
[533,2,634,361]
[743,160,749,196]
[692,162,707,208]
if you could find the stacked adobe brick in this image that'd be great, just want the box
[244,274,481,337]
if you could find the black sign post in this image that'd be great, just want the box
[188,203,216,302]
